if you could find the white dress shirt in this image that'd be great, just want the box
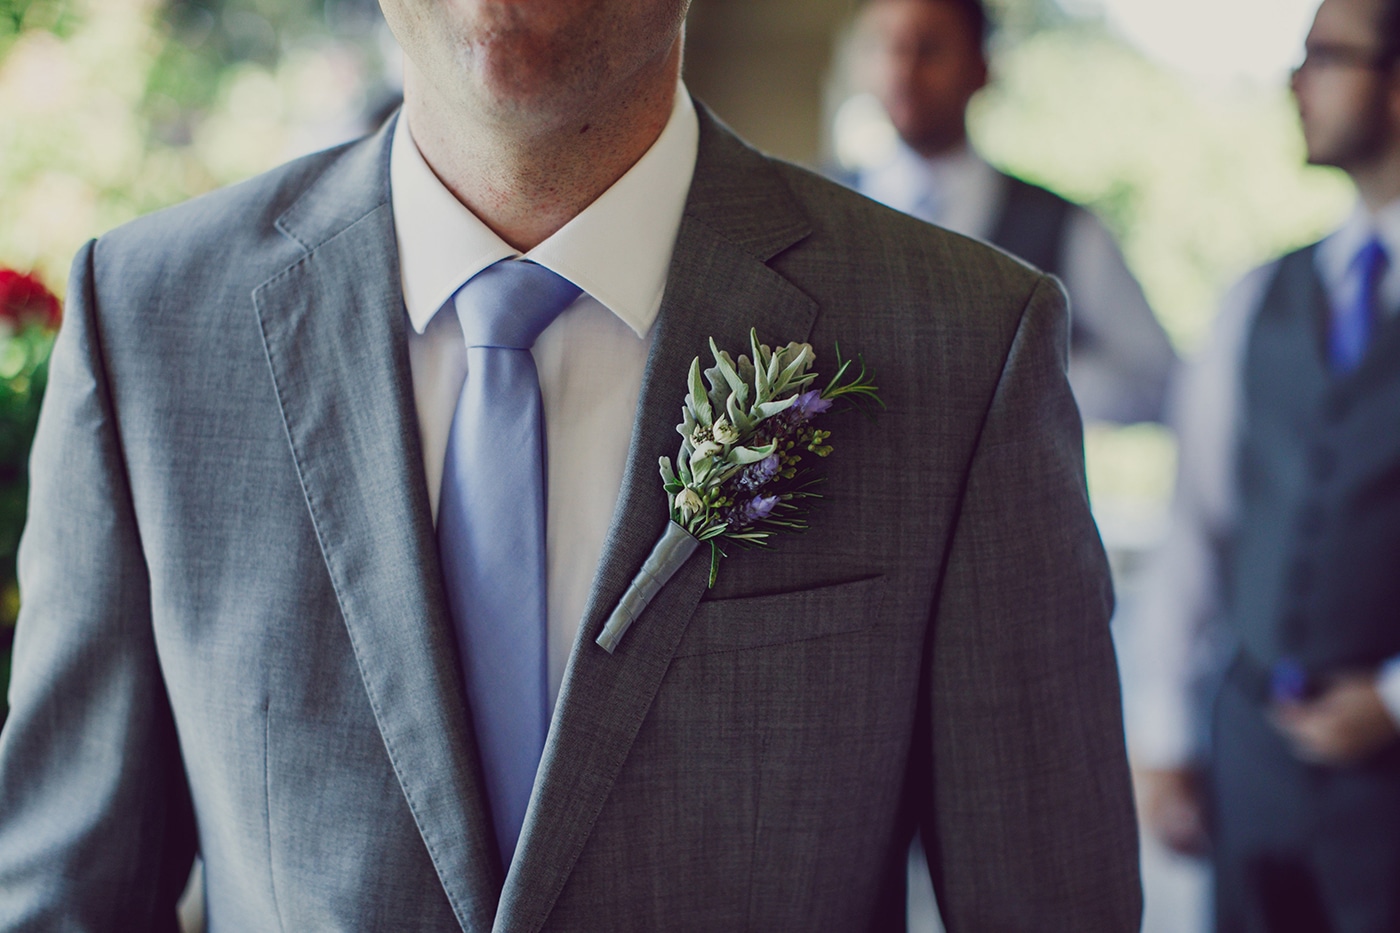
[857,142,1178,424]
[389,84,700,706]
[1129,198,1400,767]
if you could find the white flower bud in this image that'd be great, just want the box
[712,417,740,446]
[676,488,704,517]
[691,440,722,461]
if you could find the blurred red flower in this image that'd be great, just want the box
[0,270,61,330]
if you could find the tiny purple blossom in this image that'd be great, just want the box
[742,494,780,522]
[791,389,833,421]
[737,452,781,491]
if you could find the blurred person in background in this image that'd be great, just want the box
[1134,0,1400,929]
[850,0,1178,425]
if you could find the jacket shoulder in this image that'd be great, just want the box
[89,136,375,294]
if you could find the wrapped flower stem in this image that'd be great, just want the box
[595,521,701,653]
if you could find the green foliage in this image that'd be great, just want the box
[0,0,386,290]
[149,0,377,114]
[973,23,1352,352]
[0,0,78,44]
[0,324,52,718]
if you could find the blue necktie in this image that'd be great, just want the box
[1330,236,1387,374]
[438,259,581,870]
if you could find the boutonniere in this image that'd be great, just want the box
[596,329,881,653]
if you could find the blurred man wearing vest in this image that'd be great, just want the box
[852,0,1178,425]
[1135,0,1400,928]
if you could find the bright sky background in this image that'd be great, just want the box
[1059,0,1324,85]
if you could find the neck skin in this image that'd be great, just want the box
[403,40,683,253]
[1350,77,1400,212]
[905,125,970,160]
[1351,148,1400,212]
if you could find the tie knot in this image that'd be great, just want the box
[1354,235,1389,276]
[454,260,582,350]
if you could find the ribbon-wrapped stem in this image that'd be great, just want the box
[595,521,701,654]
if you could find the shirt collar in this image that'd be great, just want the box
[863,141,965,207]
[861,140,998,237]
[1318,196,1400,292]
[390,82,700,338]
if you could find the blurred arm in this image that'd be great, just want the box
[923,275,1140,930]
[0,240,195,931]
[1060,209,1180,424]
[1127,265,1270,853]
[1127,265,1270,767]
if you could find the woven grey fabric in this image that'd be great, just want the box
[0,104,1140,932]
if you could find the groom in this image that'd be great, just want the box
[0,0,1140,929]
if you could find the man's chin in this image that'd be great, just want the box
[463,43,607,117]
[1300,134,1343,169]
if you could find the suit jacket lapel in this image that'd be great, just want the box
[495,106,819,933]
[252,120,502,931]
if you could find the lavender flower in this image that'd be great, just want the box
[736,452,781,491]
[741,495,780,523]
[790,390,833,422]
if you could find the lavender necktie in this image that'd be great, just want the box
[1330,236,1388,374]
[438,259,581,870]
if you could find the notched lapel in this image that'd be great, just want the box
[252,123,501,932]
[494,108,820,933]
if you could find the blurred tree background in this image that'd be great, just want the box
[0,0,392,293]
[0,0,1348,719]
[0,0,1348,337]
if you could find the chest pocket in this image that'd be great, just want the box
[673,575,886,658]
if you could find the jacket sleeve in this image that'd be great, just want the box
[1058,207,1179,425]
[1124,264,1271,769]
[0,239,196,931]
[920,274,1142,930]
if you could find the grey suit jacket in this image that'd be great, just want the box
[0,107,1140,931]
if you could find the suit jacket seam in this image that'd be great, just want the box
[273,128,393,253]
[264,699,289,933]
[927,272,1049,599]
[76,236,176,924]
[912,271,1052,858]
[265,202,395,285]
[82,236,155,574]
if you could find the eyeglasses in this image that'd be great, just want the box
[1293,42,1395,77]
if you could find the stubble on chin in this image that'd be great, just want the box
[439,1,612,131]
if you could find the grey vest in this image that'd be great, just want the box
[988,175,1073,280]
[1229,244,1400,673]
[988,176,1085,352]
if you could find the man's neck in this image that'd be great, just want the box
[403,44,682,253]
[904,127,971,162]
[1349,148,1400,213]
[904,136,974,167]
